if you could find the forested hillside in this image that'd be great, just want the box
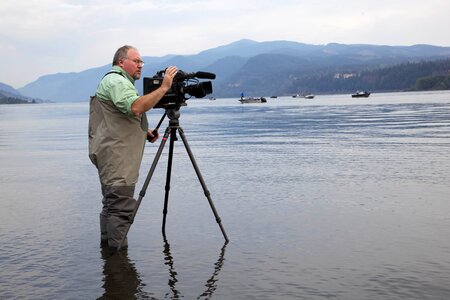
[0,82,43,104]
[283,58,450,95]
[0,83,29,104]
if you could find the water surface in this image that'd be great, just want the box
[1,91,450,299]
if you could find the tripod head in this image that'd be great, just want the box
[165,107,181,126]
[151,106,181,136]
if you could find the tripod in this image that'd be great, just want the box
[118,106,229,250]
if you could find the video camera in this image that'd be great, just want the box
[144,69,215,109]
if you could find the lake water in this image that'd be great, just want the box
[1,91,450,299]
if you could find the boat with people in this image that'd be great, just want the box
[239,97,267,104]
[351,91,370,98]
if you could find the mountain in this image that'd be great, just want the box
[0,82,42,104]
[0,82,21,96]
[18,39,450,102]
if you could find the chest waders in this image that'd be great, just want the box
[89,95,148,250]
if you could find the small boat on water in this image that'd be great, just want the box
[351,91,370,98]
[293,94,315,99]
[239,97,267,104]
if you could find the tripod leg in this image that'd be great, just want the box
[117,126,171,250]
[177,127,229,243]
[162,127,177,235]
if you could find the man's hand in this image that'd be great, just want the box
[161,66,178,90]
[147,129,159,143]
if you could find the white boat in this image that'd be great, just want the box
[293,94,314,99]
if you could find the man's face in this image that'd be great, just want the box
[119,48,143,80]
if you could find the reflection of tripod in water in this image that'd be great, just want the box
[118,106,229,250]
[163,236,227,299]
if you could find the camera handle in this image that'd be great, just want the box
[118,108,229,250]
[147,112,166,142]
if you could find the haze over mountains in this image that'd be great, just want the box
[4,39,450,102]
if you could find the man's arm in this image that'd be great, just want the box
[131,66,178,116]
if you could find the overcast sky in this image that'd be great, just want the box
[1,0,450,88]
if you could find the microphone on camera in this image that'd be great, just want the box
[193,71,216,79]
[168,69,216,80]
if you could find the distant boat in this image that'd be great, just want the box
[239,97,267,104]
[209,97,216,100]
[293,94,314,99]
[270,95,278,98]
[351,91,370,98]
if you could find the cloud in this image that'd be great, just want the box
[1,0,450,87]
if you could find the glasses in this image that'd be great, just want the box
[125,58,145,66]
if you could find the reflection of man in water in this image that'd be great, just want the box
[98,240,227,299]
[99,249,152,299]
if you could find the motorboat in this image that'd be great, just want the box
[351,91,370,98]
[293,94,315,99]
[239,97,267,103]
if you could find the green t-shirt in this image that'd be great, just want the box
[95,66,139,116]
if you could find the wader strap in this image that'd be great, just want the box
[102,71,125,79]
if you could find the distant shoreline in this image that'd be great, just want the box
[0,98,40,104]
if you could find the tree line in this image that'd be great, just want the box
[0,96,29,104]
[288,58,450,94]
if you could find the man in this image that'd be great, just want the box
[89,45,177,252]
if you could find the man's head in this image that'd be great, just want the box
[112,45,144,80]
